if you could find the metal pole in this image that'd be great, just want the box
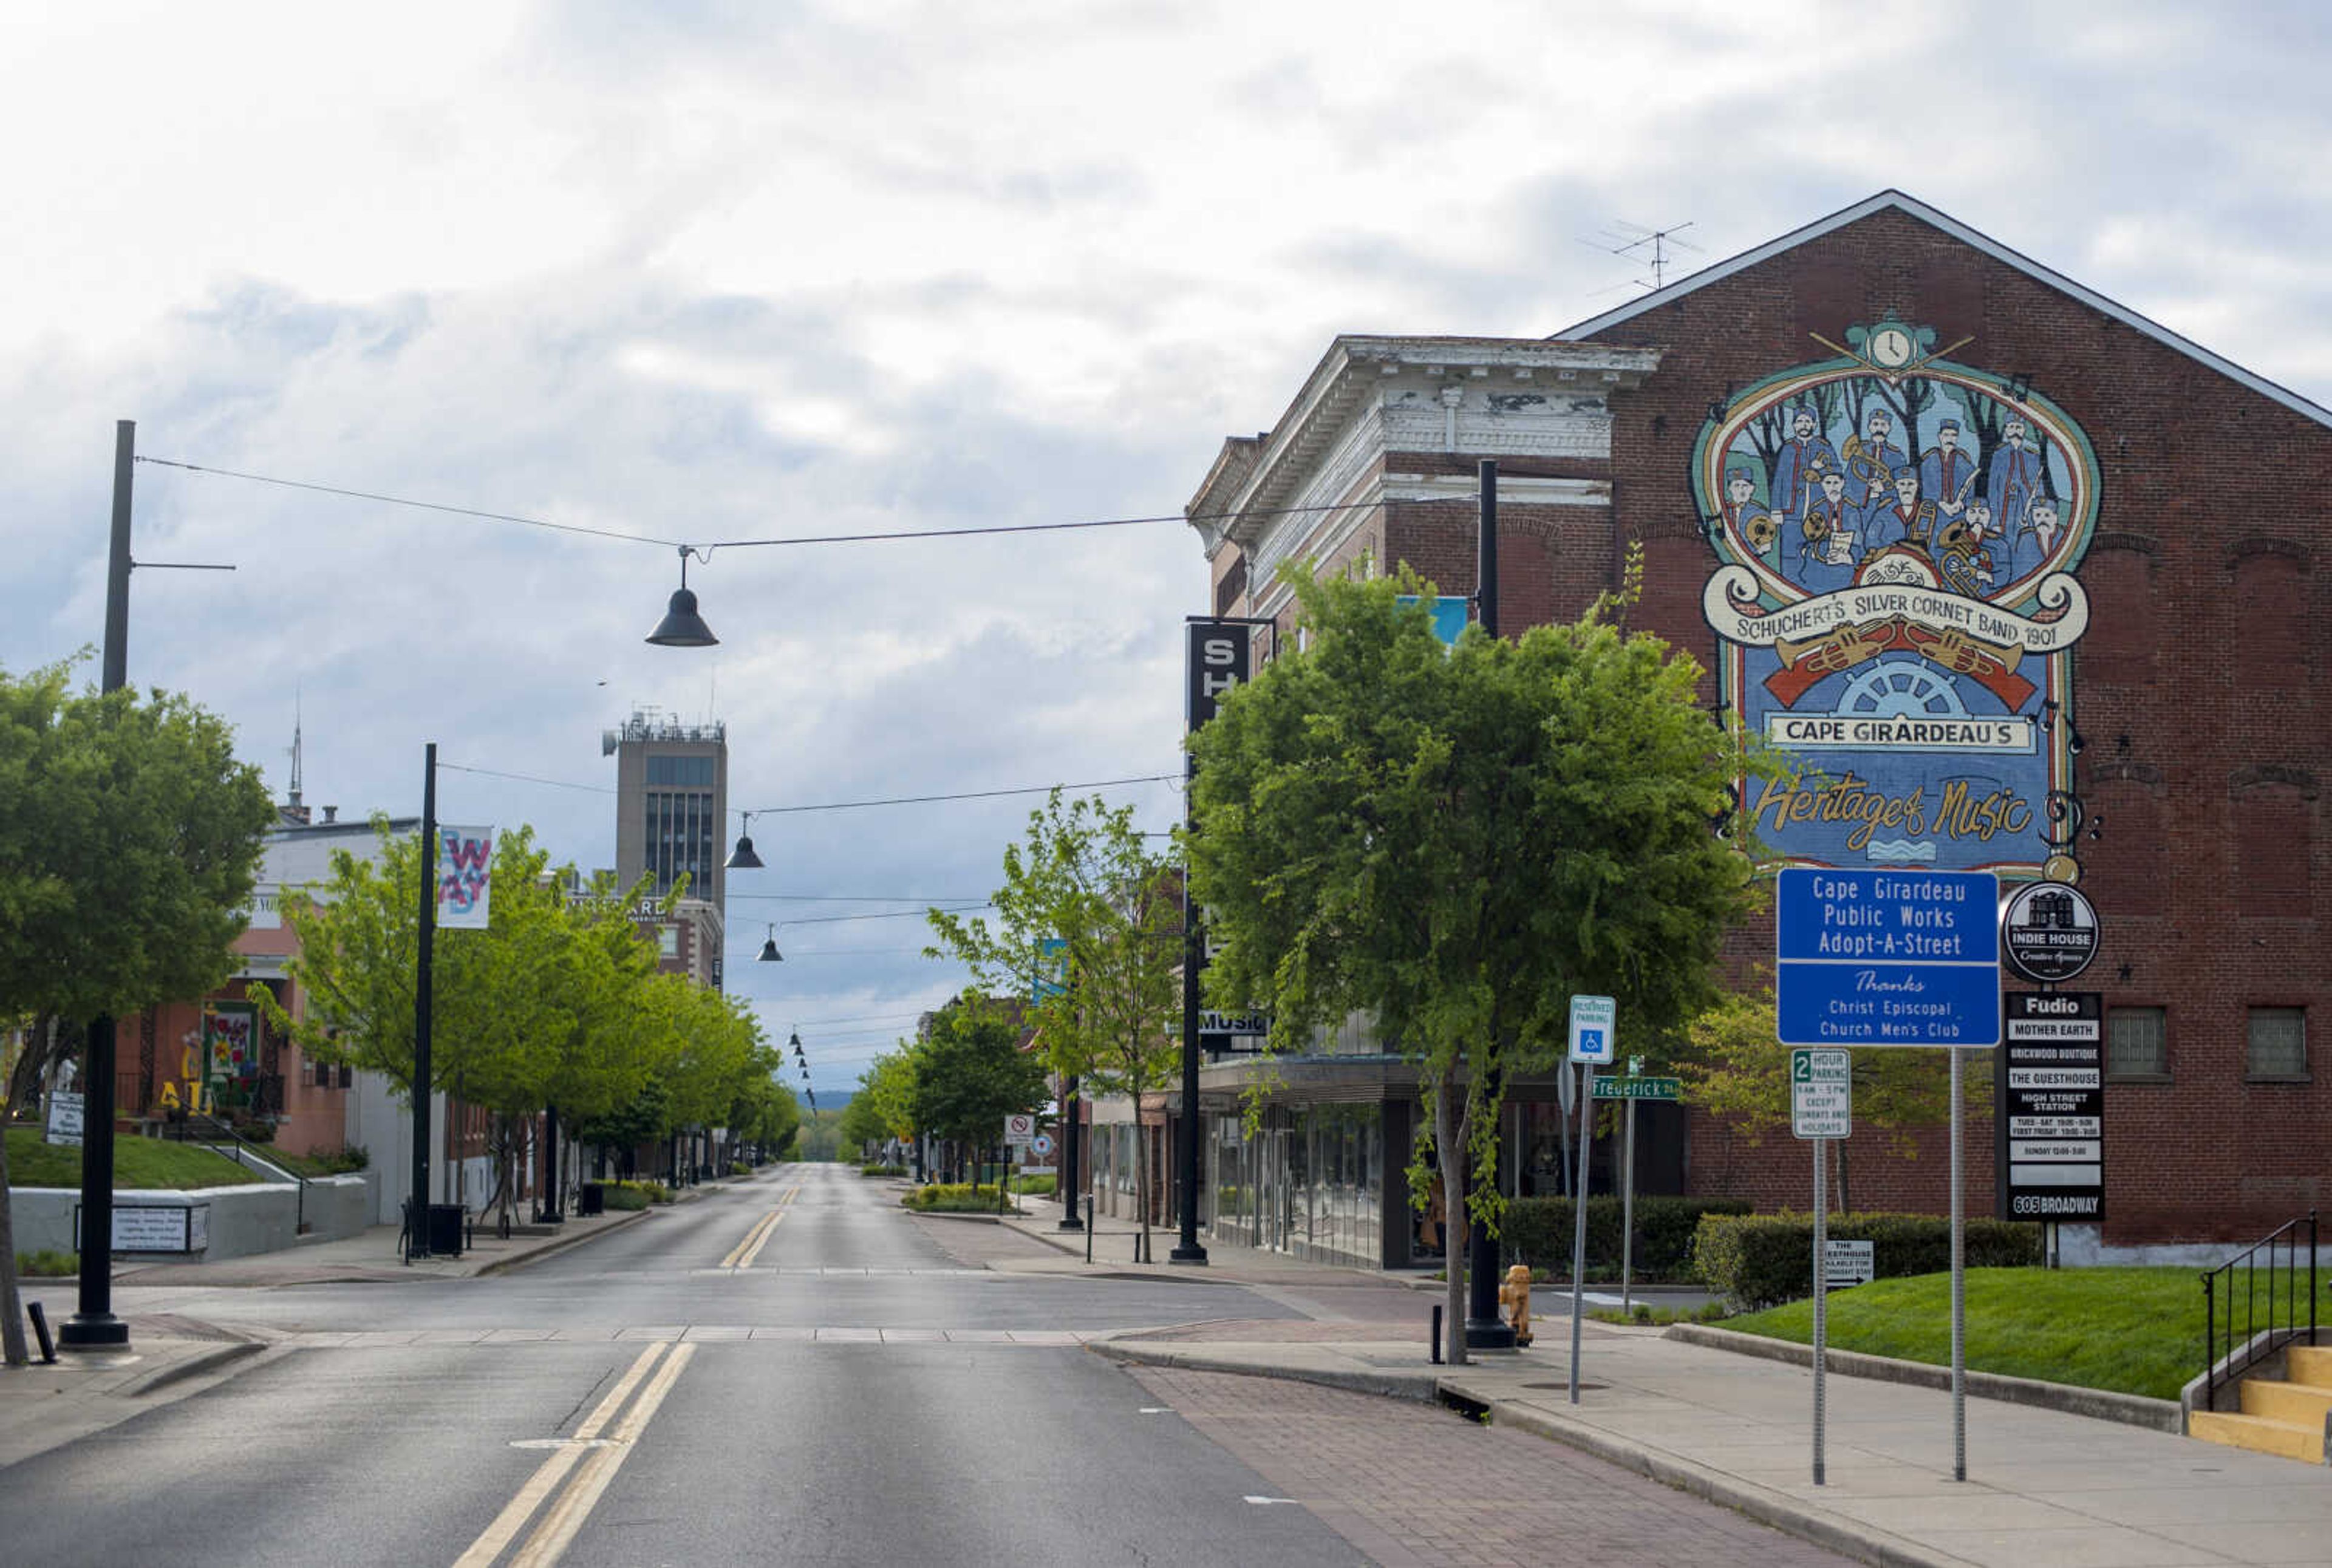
[1170,754,1207,1265]
[61,421,138,1351]
[1949,1045,1966,1482]
[1813,1134,1827,1486]
[1059,1074,1083,1230]
[1621,1096,1637,1316]
[544,1104,561,1223]
[409,745,438,1260]
[1568,1060,1594,1403]
[1465,458,1516,1349]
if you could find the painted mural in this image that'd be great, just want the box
[1694,322,2097,878]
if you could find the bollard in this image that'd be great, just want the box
[28,1301,58,1363]
[1430,1303,1443,1365]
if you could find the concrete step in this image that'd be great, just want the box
[2191,1408,2324,1464]
[2285,1344,2332,1388]
[2243,1378,2332,1426]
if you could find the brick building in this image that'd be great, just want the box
[1186,191,2326,1260]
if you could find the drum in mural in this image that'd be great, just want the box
[1694,321,2098,878]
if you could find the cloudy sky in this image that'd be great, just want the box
[9,0,2329,1091]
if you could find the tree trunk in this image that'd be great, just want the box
[1437,1075,1469,1367]
[0,1119,29,1366]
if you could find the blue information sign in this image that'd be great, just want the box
[1775,868,2001,1048]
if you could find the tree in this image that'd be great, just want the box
[1187,565,1770,1363]
[929,792,1181,1259]
[906,996,1047,1174]
[0,660,273,1366]
[1677,984,1990,1214]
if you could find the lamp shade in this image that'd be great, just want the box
[726,833,765,870]
[759,935,782,963]
[646,585,718,647]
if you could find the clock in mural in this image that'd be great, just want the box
[1694,324,2099,878]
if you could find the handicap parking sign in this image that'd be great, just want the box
[1568,996,1616,1065]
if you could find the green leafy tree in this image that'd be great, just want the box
[907,996,1048,1168]
[0,660,272,1366]
[929,792,1181,1258]
[1678,985,1989,1214]
[1187,566,1770,1364]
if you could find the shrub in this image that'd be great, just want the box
[16,1250,77,1277]
[602,1179,670,1211]
[859,1162,907,1178]
[1011,1171,1056,1197]
[1693,1210,2043,1310]
[728,1162,751,1178]
[1501,1196,1753,1281]
[901,1182,1010,1213]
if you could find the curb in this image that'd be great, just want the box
[475,1207,653,1277]
[1663,1322,2183,1433]
[1087,1337,1443,1402]
[120,1337,271,1399]
[1471,1393,1958,1568]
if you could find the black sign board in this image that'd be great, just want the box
[1994,991,2104,1222]
[1185,621,1255,731]
[2000,881,2101,985]
[1196,1008,1271,1055]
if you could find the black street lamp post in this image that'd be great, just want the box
[1464,458,1518,1351]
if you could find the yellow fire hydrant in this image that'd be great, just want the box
[1499,1264,1534,1347]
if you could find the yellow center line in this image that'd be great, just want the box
[451,1341,670,1568]
[506,1342,698,1568]
[723,1185,803,1271]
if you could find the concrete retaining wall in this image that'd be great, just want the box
[8,1172,372,1261]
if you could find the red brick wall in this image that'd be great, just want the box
[1576,206,2330,1244]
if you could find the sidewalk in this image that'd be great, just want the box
[1094,1314,2332,1568]
[110,1202,657,1287]
[975,1188,1436,1289]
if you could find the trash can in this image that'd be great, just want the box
[576,1182,604,1216]
[427,1203,466,1257]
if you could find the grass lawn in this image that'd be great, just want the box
[1722,1266,2209,1402]
[248,1146,367,1180]
[4,1125,267,1190]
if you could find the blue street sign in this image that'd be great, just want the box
[1775,868,2001,1048]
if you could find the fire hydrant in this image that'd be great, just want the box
[1499,1264,1534,1347]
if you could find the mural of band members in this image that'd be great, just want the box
[1716,378,2075,602]
[1696,324,2099,877]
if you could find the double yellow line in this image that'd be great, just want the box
[454,1339,696,1568]
[718,1184,800,1271]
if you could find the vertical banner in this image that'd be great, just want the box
[437,824,497,929]
[1185,620,1254,729]
[202,1002,259,1085]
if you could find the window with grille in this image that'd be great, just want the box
[2106,1007,2167,1079]
[2248,1007,2308,1079]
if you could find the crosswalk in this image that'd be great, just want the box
[283,1326,1102,1348]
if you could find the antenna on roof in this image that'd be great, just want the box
[1578,219,1701,295]
[288,688,304,810]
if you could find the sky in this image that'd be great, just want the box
[9,0,2332,1093]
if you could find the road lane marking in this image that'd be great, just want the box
[452,1341,669,1568]
[717,1185,800,1271]
[506,1342,698,1568]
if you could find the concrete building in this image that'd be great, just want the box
[1184,191,2327,1263]
[604,707,728,989]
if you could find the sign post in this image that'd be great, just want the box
[1777,868,1997,1485]
[1566,996,1615,1405]
[1793,1046,1850,1487]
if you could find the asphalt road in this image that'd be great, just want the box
[0,1165,1840,1566]
[0,1165,1363,1566]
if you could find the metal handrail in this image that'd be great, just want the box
[194,1117,310,1233]
[2202,1209,2316,1413]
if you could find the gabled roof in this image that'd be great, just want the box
[1558,189,2332,434]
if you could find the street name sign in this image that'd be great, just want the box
[1592,1077,1681,1101]
[1567,995,1617,1065]
[1995,991,2104,1221]
[1775,868,2002,1047]
[1792,1048,1852,1139]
